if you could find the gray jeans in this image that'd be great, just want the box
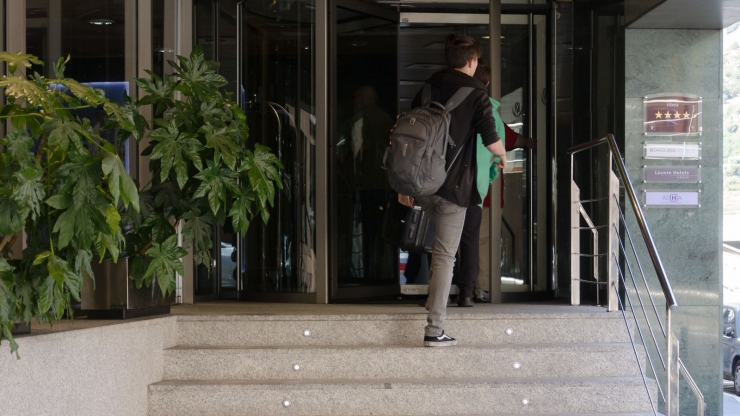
[416,194,467,337]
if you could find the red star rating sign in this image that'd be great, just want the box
[644,94,702,136]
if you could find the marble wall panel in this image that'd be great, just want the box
[625,28,722,416]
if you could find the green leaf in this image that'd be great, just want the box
[0,76,49,108]
[101,151,140,211]
[0,51,43,75]
[0,188,25,235]
[50,254,82,301]
[32,251,53,266]
[181,209,214,268]
[148,122,203,189]
[193,162,238,215]
[12,167,45,222]
[52,201,108,250]
[242,144,283,220]
[229,189,255,234]
[142,212,176,243]
[200,124,242,170]
[143,235,186,296]
[45,193,72,210]
[2,130,35,170]
[43,118,82,152]
[59,79,106,106]
[52,55,70,79]
[135,70,176,116]
[0,258,16,325]
[36,275,55,314]
[171,47,228,98]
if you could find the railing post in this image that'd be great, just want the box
[666,308,679,415]
[607,169,619,312]
[570,155,580,306]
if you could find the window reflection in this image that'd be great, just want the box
[240,0,316,294]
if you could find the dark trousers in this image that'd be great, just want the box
[455,205,482,298]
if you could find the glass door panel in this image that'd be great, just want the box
[239,1,317,296]
[500,21,531,292]
[330,3,399,299]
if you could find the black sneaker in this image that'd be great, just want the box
[424,331,458,347]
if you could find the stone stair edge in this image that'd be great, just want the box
[174,312,623,322]
[149,376,649,391]
[164,342,640,352]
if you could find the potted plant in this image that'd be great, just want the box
[0,52,145,356]
[121,47,283,301]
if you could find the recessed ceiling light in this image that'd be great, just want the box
[89,19,114,26]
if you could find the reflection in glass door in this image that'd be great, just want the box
[500,14,549,296]
[330,2,399,299]
[238,1,317,300]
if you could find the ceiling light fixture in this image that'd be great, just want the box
[89,19,114,26]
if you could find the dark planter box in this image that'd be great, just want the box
[11,321,30,335]
[82,259,174,319]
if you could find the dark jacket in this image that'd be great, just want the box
[411,69,500,207]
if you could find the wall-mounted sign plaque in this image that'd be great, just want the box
[644,93,702,136]
[643,166,701,183]
[643,142,701,160]
[644,190,700,208]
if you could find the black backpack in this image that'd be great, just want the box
[382,85,473,197]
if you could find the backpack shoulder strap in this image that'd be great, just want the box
[420,84,432,106]
[444,87,475,112]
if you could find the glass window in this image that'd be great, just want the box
[725,307,737,337]
[26,0,133,172]
[152,0,177,77]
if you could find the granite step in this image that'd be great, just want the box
[147,377,655,416]
[162,343,643,381]
[176,312,630,347]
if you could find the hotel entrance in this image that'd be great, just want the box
[328,2,556,301]
[204,0,557,304]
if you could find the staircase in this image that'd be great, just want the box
[148,306,654,415]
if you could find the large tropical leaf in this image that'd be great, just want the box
[0,188,25,235]
[143,235,186,296]
[170,47,228,99]
[192,162,239,215]
[0,51,43,75]
[11,167,45,222]
[181,209,214,267]
[200,124,242,170]
[148,122,203,189]
[242,144,284,220]
[229,188,255,234]
[2,130,35,171]
[43,118,82,152]
[0,76,49,108]
[101,151,140,211]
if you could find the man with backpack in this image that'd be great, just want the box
[386,34,507,347]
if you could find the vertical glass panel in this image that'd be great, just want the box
[27,0,127,82]
[152,0,177,77]
[332,8,398,292]
[194,0,216,61]
[500,21,531,292]
[25,0,131,169]
[241,0,316,293]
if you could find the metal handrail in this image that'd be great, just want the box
[566,134,703,416]
[566,134,677,310]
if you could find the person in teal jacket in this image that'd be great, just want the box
[454,59,536,306]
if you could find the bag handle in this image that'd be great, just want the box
[444,87,474,112]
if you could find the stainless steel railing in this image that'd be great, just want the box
[566,134,704,416]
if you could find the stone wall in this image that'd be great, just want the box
[0,317,177,416]
[625,29,723,415]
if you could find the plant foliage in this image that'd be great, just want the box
[0,52,145,356]
[124,47,283,298]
